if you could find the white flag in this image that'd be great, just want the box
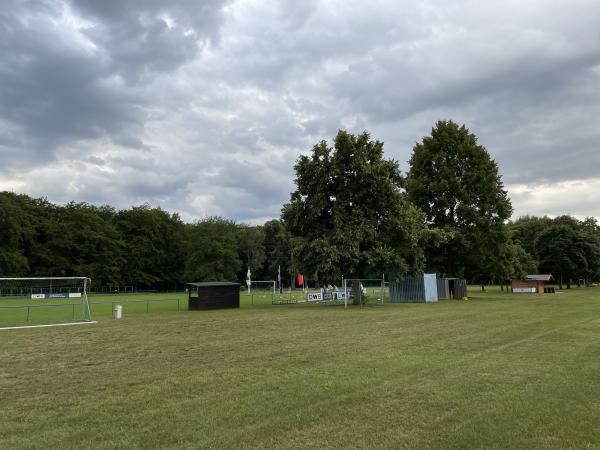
[246,267,251,287]
[278,265,282,293]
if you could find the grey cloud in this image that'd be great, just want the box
[2,0,600,222]
[72,0,232,76]
[0,0,231,169]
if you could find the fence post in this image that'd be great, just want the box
[146,299,149,313]
[72,303,75,321]
[26,306,31,323]
[177,299,180,311]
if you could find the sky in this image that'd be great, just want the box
[1,0,600,224]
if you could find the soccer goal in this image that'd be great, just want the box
[0,277,95,330]
[246,280,276,305]
[342,278,387,308]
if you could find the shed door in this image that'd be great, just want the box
[424,273,438,302]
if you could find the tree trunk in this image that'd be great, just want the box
[481,283,485,292]
[559,275,563,290]
[352,280,362,305]
[567,279,571,289]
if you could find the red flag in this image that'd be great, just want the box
[297,273,304,286]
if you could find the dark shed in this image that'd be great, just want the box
[186,282,241,310]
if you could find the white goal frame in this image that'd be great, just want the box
[0,277,96,330]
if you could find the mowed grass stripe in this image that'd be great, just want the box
[1,288,599,449]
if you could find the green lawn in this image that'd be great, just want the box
[0,286,381,327]
[1,287,599,449]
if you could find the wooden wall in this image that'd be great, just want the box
[511,280,544,293]
[189,285,240,310]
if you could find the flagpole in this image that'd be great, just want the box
[246,267,251,294]
[278,265,282,294]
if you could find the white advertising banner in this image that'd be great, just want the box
[307,291,323,302]
[513,287,536,293]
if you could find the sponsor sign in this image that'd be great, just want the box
[332,291,347,300]
[513,287,536,293]
[30,293,82,299]
[307,291,323,302]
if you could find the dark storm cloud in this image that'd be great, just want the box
[72,0,230,81]
[2,0,600,221]
[0,0,230,170]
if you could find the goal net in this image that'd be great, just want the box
[342,278,387,308]
[0,277,93,329]
[246,280,276,305]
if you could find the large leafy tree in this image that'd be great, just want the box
[184,217,242,282]
[115,205,186,289]
[45,202,124,284]
[236,224,266,281]
[262,219,292,285]
[282,130,426,285]
[510,215,554,260]
[534,225,597,288]
[0,192,34,276]
[405,120,512,279]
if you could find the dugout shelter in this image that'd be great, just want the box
[186,282,240,310]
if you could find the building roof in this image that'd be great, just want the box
[186,282,241,287]
[526,274,553,281]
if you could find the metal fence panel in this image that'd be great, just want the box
[424,273,439,302]
[390,277,426,303]
[437,278,449,300]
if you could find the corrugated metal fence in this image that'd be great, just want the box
[390,277,426,303]
[391,276,468,302]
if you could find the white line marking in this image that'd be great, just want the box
[0,321,98,331]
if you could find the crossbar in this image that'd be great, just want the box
[0,277,89,281]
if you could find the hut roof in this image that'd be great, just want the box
[525,274,553,281]
[186,282,241,287]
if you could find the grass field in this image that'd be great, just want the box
[1,287,600,449]
[0,286,381,327]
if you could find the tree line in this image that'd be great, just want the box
[1,120,599,289]
[0,193,289,289]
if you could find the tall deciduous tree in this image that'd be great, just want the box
[184,217,242,282]
[236,224,266,281]
[0,192,34,276]
[262,219,292,285]
[115,205,185,289]
[405,120,512,280]
[511,215,554,260]
[535,225,588,289]
[47,202,124,284]
[282,130,425,286]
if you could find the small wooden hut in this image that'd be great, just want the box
[511,275,553,293]
[186,282,240,310]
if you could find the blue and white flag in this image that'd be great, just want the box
[278,265,283,293]
[246,267,251,290]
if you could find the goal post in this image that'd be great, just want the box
[342,277,387,309]
[0,277,94,329]
[246,280,276,305]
